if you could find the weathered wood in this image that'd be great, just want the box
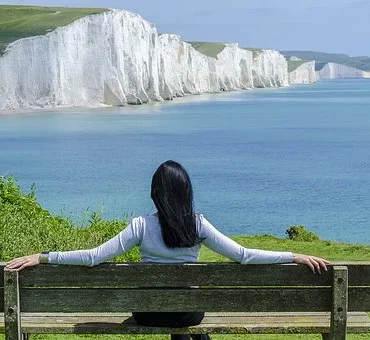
[3,312,368,335]
[329,266,348,340]
[4,269,21,340]
[20,287,331,313]
[2,262,370,338]
[347,264,370,286]
[18,263,332,287]
[0,288,4,312]
[348,287,370,310]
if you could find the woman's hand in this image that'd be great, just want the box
[6,254,41,270]
[292,253,329,274]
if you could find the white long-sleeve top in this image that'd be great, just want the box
[48,214,293,266]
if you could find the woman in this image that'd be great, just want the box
[7,160,329,340]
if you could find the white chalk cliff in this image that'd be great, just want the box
[317,63,370,79]
[0,9,293,111]
[288,61,317,84]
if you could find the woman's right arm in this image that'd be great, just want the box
[48,220,140,266]
[199,215,328,273]
[6,217,143,269]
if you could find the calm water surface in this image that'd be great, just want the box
[1,79,370,244]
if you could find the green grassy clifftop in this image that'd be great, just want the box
[188,41,226,58]
[0,5,107,55]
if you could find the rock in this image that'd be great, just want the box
[317,62,370,79]
[288,61,317,84]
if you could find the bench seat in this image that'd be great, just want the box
[1,312,370,335]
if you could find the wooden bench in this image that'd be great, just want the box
[1,262,370,340]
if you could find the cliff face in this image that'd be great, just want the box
[252,49,288,88]
[288,61,317,84]
[317,63,370,79]
[156,38,259,99]
[0,9,290,111]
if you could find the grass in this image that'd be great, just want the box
[287,60,308,72]
[201,234,370,262]
[1,176,369,339]
[188,41,226,58]
[0,5,107,55]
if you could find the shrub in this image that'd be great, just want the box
[286,225,320,242]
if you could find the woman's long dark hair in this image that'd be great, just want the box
[151,160,200,248]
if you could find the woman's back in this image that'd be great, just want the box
[137,214,201,263]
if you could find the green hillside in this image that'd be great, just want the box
[188,41,226,58]
[0,5,107,55]
[281,50,370,71]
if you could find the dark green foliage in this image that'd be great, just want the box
[0,177,139,262]
[280,50,370,71]
[0,5,107,55]
[286,225,320,242]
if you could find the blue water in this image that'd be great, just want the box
[1,79,370,244]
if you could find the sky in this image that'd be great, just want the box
[1,0,369,56]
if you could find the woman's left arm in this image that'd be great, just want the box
[199,215,329,273]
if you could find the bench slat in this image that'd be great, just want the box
[18,263,332,287]
[8,263,370,287]
[1,312,369,335]
[348,264,370,286]
[20,288,331,313]
[349,287,370,311]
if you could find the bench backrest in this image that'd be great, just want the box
[2,262,370,312]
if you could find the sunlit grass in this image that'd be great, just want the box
[0,5,107,55]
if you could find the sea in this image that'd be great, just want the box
[1,79,370,244]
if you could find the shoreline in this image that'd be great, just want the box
[0,85,289,115]
[4,79,369,115]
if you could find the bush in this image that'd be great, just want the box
[0,176,139,262]
[286,225,320,242]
